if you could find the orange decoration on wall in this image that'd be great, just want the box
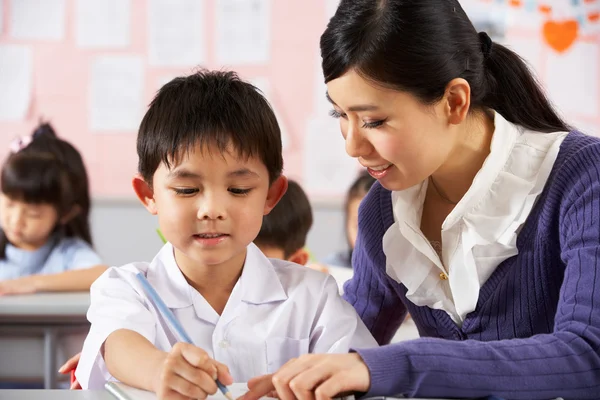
[509,0,522,6]
[589,12,600,22]
[539,5,552,14]
[543,20,579,53]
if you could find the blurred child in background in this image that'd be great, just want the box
[0,123,107,295]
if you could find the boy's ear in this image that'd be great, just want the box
[263,175,288,215]
[59,205,81,225]
[287,248,310,266]
[132,174,158,215]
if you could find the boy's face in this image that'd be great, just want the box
[134,144,286,274]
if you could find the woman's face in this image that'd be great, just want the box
[326,69,459,191]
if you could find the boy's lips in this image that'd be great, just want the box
[193,233,230,246]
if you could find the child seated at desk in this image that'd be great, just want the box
[75,70,376,398]
[254,180,312,266]
[0,123,107,295]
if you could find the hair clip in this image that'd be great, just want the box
[9,135,33,154]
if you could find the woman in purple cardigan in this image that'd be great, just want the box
[244,0,600,399]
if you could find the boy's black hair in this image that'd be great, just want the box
[0,122,93,258]
[137,69,283,183]
[255,180,313,259]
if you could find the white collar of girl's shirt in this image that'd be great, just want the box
[145,242,288,323]
[382,112,568,324]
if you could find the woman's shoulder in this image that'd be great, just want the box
[552,131,600,187]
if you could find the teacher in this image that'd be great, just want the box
[244,0,600,399]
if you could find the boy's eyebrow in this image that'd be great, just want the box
[325,91,380,112]
[167,168,202,180]
[228,168,260,178]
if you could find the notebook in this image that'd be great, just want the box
[105,382,252,400]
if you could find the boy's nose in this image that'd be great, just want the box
[197,196,226,220]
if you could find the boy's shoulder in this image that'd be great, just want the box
[261,255,336,299]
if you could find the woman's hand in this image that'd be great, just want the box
[241,353,370,400]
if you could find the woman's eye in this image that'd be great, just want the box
[329,109,347,119]
[362,119,386,129]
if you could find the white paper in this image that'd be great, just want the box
[89,55,144,132]
[546,41,598,118]
[216,0,271,65]
[0,0,4,34]
[76,0,130,48]
[10,0,66,40]
[0,45,32,121]
[106,382,258,400]
[148,0,205,67]
[304,116,359,197]
[250,77,291,150]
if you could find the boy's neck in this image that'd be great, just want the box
[173,248,246,315]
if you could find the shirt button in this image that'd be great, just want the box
[439,272,448,280]
[218,340,230,349]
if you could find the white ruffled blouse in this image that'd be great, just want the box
[382,112,567,325]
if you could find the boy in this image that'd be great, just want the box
[254,180,312,265]
[75,70,376,398]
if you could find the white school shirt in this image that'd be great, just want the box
[76,242,377,389]
[382,112,567,325]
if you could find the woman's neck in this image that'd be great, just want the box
[430,112,495,204]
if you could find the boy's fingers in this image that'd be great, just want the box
[215,361,234,385]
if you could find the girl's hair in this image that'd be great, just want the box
[0,123,93,258]
[345,170,375,254]
[321,0,570,133]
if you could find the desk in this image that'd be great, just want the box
[0,293,91,390]
[0,390,111,400]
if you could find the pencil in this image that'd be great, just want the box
[135,272,234,400]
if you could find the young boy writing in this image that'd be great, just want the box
[75,70,376,398]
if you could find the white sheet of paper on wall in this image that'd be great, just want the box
[148,0,206,67]
[250,77,291,150]
[89,55,144,132]
[304,116,359,197]
[10,0,66,40]
[0,45,32,121]
[75,0,130,48]
[546,41,599,118]
[216,0,271,65]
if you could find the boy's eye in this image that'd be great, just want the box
[229,188,252,196]
[173,188,198,196]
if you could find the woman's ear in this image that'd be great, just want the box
[132,174,158,215]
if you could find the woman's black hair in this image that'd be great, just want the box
[0,122,93,258]
[321,0,570,133]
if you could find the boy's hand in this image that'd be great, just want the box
[58,352,82,389]
[242,353,370,400]
[154,342,233,400]
[0,276,37,296]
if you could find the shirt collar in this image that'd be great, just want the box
[146,242,288,311]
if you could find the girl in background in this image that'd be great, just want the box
[0,123,107,295]
[322,171,374,269]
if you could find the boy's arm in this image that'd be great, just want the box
[103,329,167,391]
[309,275,378,353]
[0,265,108,295]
